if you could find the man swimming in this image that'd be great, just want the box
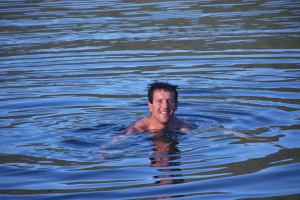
[100,81,192,155]
[125,81,192,135]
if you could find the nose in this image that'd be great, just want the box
[162,101,168,109]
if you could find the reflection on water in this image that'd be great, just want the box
[1,0,300,199]
[150,131,183,187]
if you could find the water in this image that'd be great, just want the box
[1,0,300,199]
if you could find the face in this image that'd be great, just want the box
[148,89,177,125]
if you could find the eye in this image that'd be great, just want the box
[167,100,174,104]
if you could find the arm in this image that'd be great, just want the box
[177,118,194,133]
[125,118,148,135]
[101,118,148,150]
[125,125,139,135]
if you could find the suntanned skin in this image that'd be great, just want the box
[125,89,191,135]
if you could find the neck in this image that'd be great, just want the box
[149,116,175,131]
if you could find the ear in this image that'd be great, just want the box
[148,101,153,113]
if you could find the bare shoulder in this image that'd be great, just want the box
[175,117,193,132]
[125,117,149,135]
[134,118,149,130]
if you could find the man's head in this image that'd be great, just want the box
[147,81,179,125]
[147,81,178,104]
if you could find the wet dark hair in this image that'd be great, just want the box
[147,81,178,104]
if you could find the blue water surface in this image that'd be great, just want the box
[1,0,300,199]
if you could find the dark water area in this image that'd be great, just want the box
[1,0,300,199]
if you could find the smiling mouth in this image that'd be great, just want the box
[160,111,171,116]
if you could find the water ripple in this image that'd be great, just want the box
[1,0,300,199]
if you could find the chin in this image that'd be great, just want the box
[159,117,171,124]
